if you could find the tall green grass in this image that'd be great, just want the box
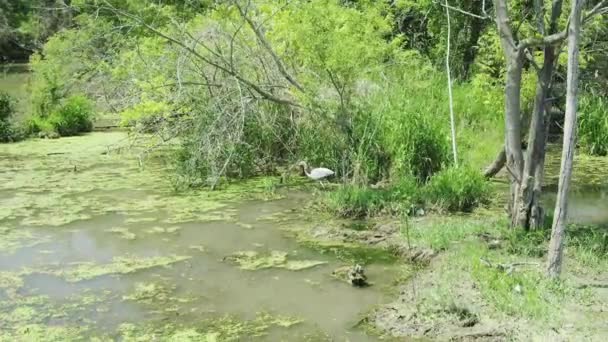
[425,167,490,212]
[325,167,491,218]
[325,178,420,218]
[579,93,608,156]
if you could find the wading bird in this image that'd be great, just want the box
[297,161,334,187]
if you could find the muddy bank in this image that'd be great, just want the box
[284,209,608,341]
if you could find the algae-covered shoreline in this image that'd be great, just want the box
[0,132,401,341]
[1,132,607,341]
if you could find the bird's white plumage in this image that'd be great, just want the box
[308,167,334,180]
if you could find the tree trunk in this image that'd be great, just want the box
[493,0,526,224]
[547,0,583,279]
[514,45,557,230]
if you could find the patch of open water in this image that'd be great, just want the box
[0,133,399,340]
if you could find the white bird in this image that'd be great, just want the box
[297,161,334,187]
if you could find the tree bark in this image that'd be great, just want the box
[547,0,583,279]
[493,0,525,222]
[514,0,564,230]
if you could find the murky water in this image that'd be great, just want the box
[0,132,399,340]
[0,64,30,119]
[543,188,608,225]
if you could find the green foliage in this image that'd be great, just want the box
[567,224,608,271]
[325,177,421,218]
[325,185,391,218]
[27,95,94,136]
[48,95,94,136]
[502,228,550,258]
[0,91,14,122]
[409,217,492,251]
[0,91,21,142]
[425,167,490,212]
[372,61,452,182]
[469,248,571,319]
[578,93,608,156]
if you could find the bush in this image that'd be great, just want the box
[0,91,21,143]
[0,92,14,122]
[424,166,490,212]
[48,95,94,136]
[578,93,608,156]
[28,95,94,136]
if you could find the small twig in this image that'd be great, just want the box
[523,48,543,73]
[436,0,491,20]
[480,258,539,273]
[576,282,608,289]
[505,164,522,184]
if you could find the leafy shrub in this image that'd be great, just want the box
[0,92,14,122]
[28,95,94,136]
[0,91,22,142]
[49,95,94,136]
[578,93,608,156]
[424,166,490,212]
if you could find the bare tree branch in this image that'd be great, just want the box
[98,2,302,108]
[438,1,491,20]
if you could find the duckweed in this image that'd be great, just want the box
[49,255,191,282]
[225,250,327,271]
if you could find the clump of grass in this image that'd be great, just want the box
[502,227,550,257]
[464,244,575,319]
[325,185,390,218]
[567,224,608,271]
[325,167,491,219]
[424,166,491,212]
[578,93,608,156]
[325,177,420,218]
[408,216,495,251]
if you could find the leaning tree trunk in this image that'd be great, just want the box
[547,0,583,278]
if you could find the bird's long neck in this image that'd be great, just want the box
[301,163,311,177]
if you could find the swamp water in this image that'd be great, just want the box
[0,132,400,341]
[544,149,608,226]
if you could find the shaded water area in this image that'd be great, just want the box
[543,146,608,226]
[0,132,400,340]
[0,64,30,120]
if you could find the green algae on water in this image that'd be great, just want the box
[224,250,327,271]
[0,271,24,298]
[107,226,136,240]
[49,255,192,282]
[117,312,302,341]
[123,282,176,304]
[0,226,48,255]
[0,324,85,342]
[145,226,181,234]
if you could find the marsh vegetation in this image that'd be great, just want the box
[1,0,608,340]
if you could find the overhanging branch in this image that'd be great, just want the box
[98,2,302,108]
